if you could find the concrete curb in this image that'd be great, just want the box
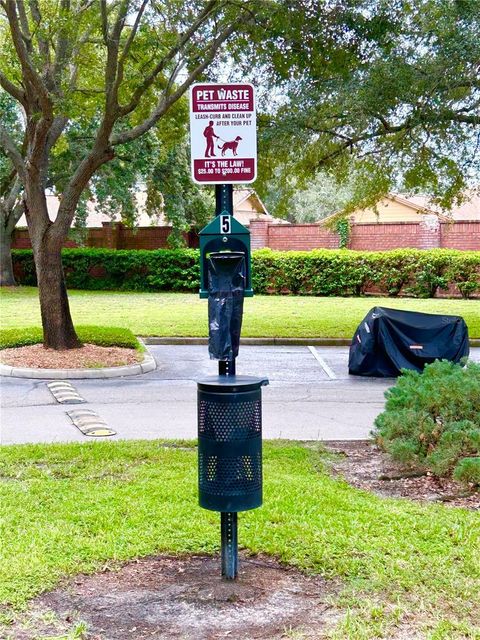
[0,352,157,380]
[143,337,352,346]
[142,337,480,347]
[1,337,478,379]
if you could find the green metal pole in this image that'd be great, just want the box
[216,184,238,578]
[215,184,233,216]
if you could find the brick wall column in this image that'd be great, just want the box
[418,215,440,249]
[101,221,124,249]
[249,219,270,249]
[115,222,125,249]
[102,221,115,248]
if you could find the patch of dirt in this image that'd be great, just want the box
[4,554,341,640]
[324,440,480,510]
[0,343,142,369]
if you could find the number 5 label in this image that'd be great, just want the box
[221,215,231,234]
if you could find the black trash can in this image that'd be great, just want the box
[197,375,269,512]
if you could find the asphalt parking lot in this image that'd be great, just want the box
[1,345,478,445]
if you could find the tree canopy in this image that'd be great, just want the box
[1,0,479,348]
[0,0,256,347]
[253,0,480,215]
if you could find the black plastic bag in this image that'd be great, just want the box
[349,306,469,377]
[207,252,245,361]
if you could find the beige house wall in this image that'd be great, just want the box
[234,200,262,226]
[351,198,427,223]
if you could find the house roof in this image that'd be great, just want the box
[397,192,480,221]
[22,188,285,228]
[233,188,269,214]
[322,191,480,224]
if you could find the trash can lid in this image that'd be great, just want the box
[197,375,269,393]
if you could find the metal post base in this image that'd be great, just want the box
[221,511,238,580]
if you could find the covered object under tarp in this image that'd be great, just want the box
[348,307,469,377]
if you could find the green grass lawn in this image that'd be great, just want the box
[0,441,479,639]
[2,287,480,338]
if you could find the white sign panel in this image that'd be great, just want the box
[189,83,256,184]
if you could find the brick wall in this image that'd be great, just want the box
[12,228,78,248]
[12,222,195,250]
[441,222,480,251]
[119,226,171,250]
[249,220,479,252]
[249,219,269,249]
[349,222,420,250]
[267,223,339,251]
[12,219,480,252]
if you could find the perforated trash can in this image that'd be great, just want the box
[197,375,269,512]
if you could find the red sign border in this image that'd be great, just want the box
[189,82,257,185]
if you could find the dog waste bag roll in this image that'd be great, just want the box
[207,252,245,361]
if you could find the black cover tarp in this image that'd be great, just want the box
[348,306,469,377]
[207,252,245,361]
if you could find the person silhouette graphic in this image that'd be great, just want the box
[203,121,219,157]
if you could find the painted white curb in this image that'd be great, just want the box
[0,352,156,379]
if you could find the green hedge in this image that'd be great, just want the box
[373,360,480,485]
[12,247,480,297]
[0,326,142,350]
[252,248,480,298]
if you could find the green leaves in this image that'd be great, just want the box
[146,139,213,247]
[10,247,480,298]
[251,249,480,298]
[255,0,480,210]
[374,360,480,483]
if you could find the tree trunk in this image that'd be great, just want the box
[0,230,16,286]
[33,238,81,350]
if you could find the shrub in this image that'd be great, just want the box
[373,360,480,484]
[11,247,480,297]
[252,248,480,298]
[12,248,200,292]
[0,326,142,351]
[444,253,480,299]
[454,457,480,485]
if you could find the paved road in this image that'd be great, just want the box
[1,346,478,445]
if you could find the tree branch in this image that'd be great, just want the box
[448,112,480,125]
[28,0,52,71]
[2,176,24,232]
[4,0,52,112]
[102,0,129,119]
[315,103,480,168]
[0,70,27,106]
[112,20,239,146]
[114,0,149,92]
[16,0,33,53]
[52,0,73,88]
[100,0,109,44]
[5,199,24,233]
[0,126,25,178]
[117,0,219,118]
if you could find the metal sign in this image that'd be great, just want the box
[189,83,256,184]
[220,214,231,234]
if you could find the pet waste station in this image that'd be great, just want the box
[190,83,267,581]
